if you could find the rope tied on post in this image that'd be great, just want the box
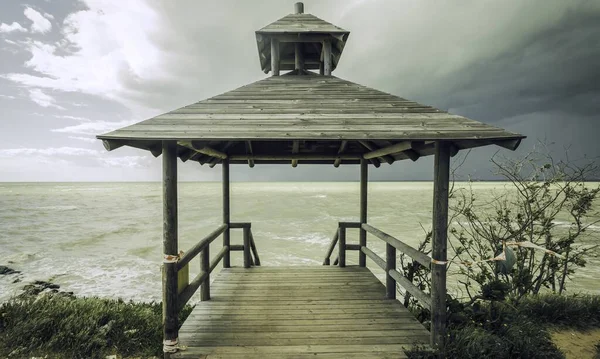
[163,251,184,264]
[163,338,187,353]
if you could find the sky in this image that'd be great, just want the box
[0,0,599,182]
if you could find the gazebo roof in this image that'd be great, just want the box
[97,71,524,166]
[255,13,350,73]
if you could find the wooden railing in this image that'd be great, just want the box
[323,222,432,309]
[176,222,260,312]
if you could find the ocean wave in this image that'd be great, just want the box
[34,205,78,211]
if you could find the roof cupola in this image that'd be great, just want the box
[255,2,350,76]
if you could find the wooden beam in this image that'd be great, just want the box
[230,154,361,161]
[364,141,412,160]
[338,226,346,268]
[200,245,210,301]
[208,142,234,168]
[431,141,450,349]
[389,269,431,309]
[177,224,227,271]
[249,231,261,266]
[359,158,367,267]
[403,149,420,162]
[291,141,300,168]
[271,39,280,76]
[295,43,304,72]
[323,39,332,75]
[386,244,396,299]
[333,140,347,168]
[323,229,339,265]
[358,141,394,165]
[162,140,178,353]
[361,246,385,271]
[102,139,123,151]
[245,141,255,168]
[179,141,228,159]
[243,227,251,269]
[362,224,432,269]
[222,159,231,268]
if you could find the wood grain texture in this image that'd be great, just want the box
[173,266,429,359]
[97,74,524,167]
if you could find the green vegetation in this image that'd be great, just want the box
[404,146,600,358]
[408,293,600,359]
[0,291,193,359]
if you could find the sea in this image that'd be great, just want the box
[1,182,598,304]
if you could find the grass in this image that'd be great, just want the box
[407,293,600,359]
[0,294,193,359]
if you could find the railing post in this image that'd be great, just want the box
[222,158,231,268]
[386,244,396,299]
[243,226,251,268]
[338,224,346,267]
[359,158,368,267]
[200,246,210,301]
[161,141,178,357]
[431,141,450,349]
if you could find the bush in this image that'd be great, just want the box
[0,295,193,358]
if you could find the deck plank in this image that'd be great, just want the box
[173,266,429,358]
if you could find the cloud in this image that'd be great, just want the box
[24,7,52,33]
[97,155,150,168]
[28,88,65,109]
[3,0,165,118]
[53,114,92,122]
[0,94,17,100]
[0,147,100,157]
[51,120,134,135]
[68,136,98,143]
[0,22,27,33]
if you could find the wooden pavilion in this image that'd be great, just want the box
[98,3,524,358]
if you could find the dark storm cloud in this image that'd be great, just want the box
[1,0,598,181]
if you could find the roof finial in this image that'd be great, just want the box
[295,2,304,14]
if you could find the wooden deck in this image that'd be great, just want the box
[173,266,429,359]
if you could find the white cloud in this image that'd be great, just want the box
[24,7,52,33]
[68,136,98,143]
[0,147,100,157]
[28,88,65,109]
[98,155,149,168]
[51,119,134,135]
[53,114,92,122]
[43,12,55,20]
[3,1,164,118]
[0,22,27,33]
[0,94,17,100]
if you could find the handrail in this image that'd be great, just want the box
[389,269,431,309]
[323,222,361,265]
[322,221,432,309]
[177,222,262,311]
[323,230,339,265]
[362,224,432,269]
[177,224,227,271]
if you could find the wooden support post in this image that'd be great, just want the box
[359,159,368,267]
[271,39,280,76]
[431,141,450,349]
[162,141,178,356]
[386,244,396,299]
[338,225,346,268]
[295,43,304,72]
[200,246,210,301]
[323,40,332,76]
[243,227,251,269]
[222,159,231,268]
